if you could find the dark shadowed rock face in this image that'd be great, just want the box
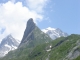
[19,18,52,48]
[19,18,36,47]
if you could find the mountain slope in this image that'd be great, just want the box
[0,18,80,60]
[0,35,20,57]
[0,18,52,60]
[19,18,52,48]
[22,34,80,60]
[1,34,80,60]
[42,27,68,40]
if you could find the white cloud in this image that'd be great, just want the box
[0,1,44,42]
[26,0,48,13]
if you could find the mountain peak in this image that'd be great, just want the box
[5,34,13,39]
[19,18,52,48]
[42,27,56,33]
[27,18,33,22]
[46,27,56,30]
[27,18,35,28]
[42,27,68,40]
[0,35,19,57]
[21,18,36,42]
[27,18,34,26]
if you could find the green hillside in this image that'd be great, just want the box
[1,34,80,60]
[0,19,80,60]
[27,34,80,60]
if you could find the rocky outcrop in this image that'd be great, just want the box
[21,18,35,43]
[64,40,80,60]
[0,35,20,57]
[19,18,52,48]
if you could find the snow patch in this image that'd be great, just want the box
[46,27,56,31]
[4,51,9,55]
[42,27,68,40]
[50,45,52,48]
[11,45,17,50]
[42,27,56,33]
[46,49,51,52]
[5,44,11,49]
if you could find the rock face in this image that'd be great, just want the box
[65,40,80,60]
[21,18,35,43]
[19,18,52,48]
[0,18,80,60]
[42,27,68,40]
[0,35,20,57]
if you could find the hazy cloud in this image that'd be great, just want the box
[26,0,48,13]
[0,1,43,42]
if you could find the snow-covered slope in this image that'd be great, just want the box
[0,35,20,57]
[42,27,68,40]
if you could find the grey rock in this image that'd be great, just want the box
[42,27,68,40]
[21,18,35,43]
[19,18,52,48]
[0,35,20,57]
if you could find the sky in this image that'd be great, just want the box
[0,0,80,42]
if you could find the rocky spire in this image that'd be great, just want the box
[21,18,36,43]
[19,18,52,48]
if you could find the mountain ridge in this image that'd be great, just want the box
[19,18,52,48]
[0,34,20,57]
[42,27,68,40]
[0,18,80,60]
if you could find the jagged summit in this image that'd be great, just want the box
[27,18,34,24]
[21,18,36,43]
[27,18,35,27]
[42,27,68,40]
[19,18,52,48]
[42,27,56,33]
[0,34,19,57]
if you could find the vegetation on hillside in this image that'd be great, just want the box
[0,34,80,60]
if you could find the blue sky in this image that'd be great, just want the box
[0,0,80,42]
[38,0,80,34]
